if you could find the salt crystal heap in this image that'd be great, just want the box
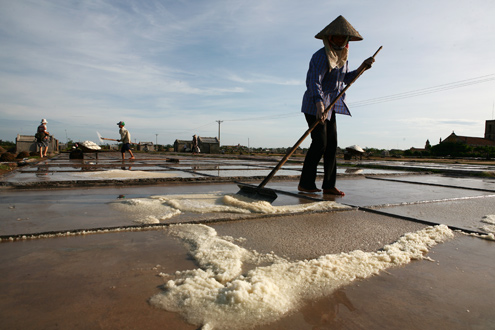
[80,141,101,150]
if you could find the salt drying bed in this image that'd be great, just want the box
[0,183,313,236]
[368,174,495,191]
[0,152,494,329]
[2,160,412,187]
[2,169,201,183]
[361,160,495,175]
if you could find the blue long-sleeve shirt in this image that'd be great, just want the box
[301,47,358,118]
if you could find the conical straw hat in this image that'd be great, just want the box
[315,15,363,41]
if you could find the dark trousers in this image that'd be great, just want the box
[121,143,131,153]
[299,112,338,190]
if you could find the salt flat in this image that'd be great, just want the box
[0,152,493,329]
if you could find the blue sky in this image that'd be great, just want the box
[1,0,494,149]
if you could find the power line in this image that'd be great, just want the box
[349,74,495,107]
[157,74,495,132]
[223,73,495,121]
[223,113,288,122]
[163,121,217,136]
[167,121,216,132]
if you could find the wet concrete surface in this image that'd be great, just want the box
[267,179,495,209]
[0,230,197,330]
[1,152,494,329]
[377,196,495,233]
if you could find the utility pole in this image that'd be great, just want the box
[216,120,223,144]
[155,134,158,146]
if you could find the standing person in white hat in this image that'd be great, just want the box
[35,119,51,158]
[298,15,374,196]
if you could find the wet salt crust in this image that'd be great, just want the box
[479,214,495,234]
[110,198,182,224]
[150,224,454,330]
[153,193,350,214]
[110,193,351,224]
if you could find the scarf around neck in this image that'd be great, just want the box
[323,38,348,70]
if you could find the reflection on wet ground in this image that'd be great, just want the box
[0,152,494,329]
[299,290,356,329]
[4,153,417,185]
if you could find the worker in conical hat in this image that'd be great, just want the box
[298,16,374,196]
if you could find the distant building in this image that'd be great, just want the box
[409,147,426,153]
[137,142,154,152]
[16,134,59,154]
[423,120,495,149]
[173,137,220,154]
[442,131,495,147]
[198,136,220,154]
[409,140,431,154]
[485,119,495,141]
[174,139,192,152]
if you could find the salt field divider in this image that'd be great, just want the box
[0,208,353,243]
[366,176,495,193]
[255,184,490,236]
[356,206,488,236]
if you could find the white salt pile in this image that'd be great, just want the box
[79,140,101,150]
[346,144,364,153]
[74,169,176,179]
[110,193,351,224]
[150,224,454,330]
[151,193,350,215]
